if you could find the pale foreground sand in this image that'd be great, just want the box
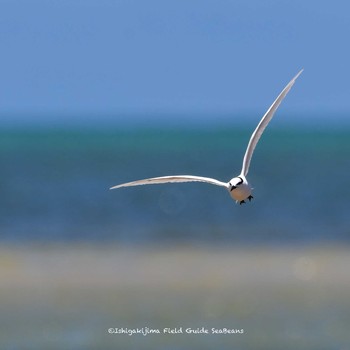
[1,244,349,349]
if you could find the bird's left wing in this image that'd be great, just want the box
[110,175,229,189]
[240,69,303,177]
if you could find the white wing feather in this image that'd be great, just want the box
[241,69,303,177]
[110,175,229,190]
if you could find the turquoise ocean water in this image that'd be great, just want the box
[0,126,349,244]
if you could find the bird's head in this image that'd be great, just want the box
[229,176,244,191]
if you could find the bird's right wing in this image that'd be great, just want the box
[241,69,303,177]
[110,175,229,189]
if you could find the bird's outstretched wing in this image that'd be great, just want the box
[241,69,303,177]
[110,175,228,189]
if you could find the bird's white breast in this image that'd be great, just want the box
[228,182,252,201]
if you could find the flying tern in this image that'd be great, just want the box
[111,70,303,204]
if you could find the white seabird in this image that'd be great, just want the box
[111,70,303,204]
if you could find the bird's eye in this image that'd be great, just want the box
[229,183,236,192]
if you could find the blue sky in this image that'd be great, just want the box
[0,0,349,125]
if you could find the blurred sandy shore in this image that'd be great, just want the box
[1,244,350,289]
[1,244,350,349]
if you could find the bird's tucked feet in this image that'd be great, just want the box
[248,195,254,202]
[239,200,245,205]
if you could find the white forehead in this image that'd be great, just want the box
[230,177,243,186]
